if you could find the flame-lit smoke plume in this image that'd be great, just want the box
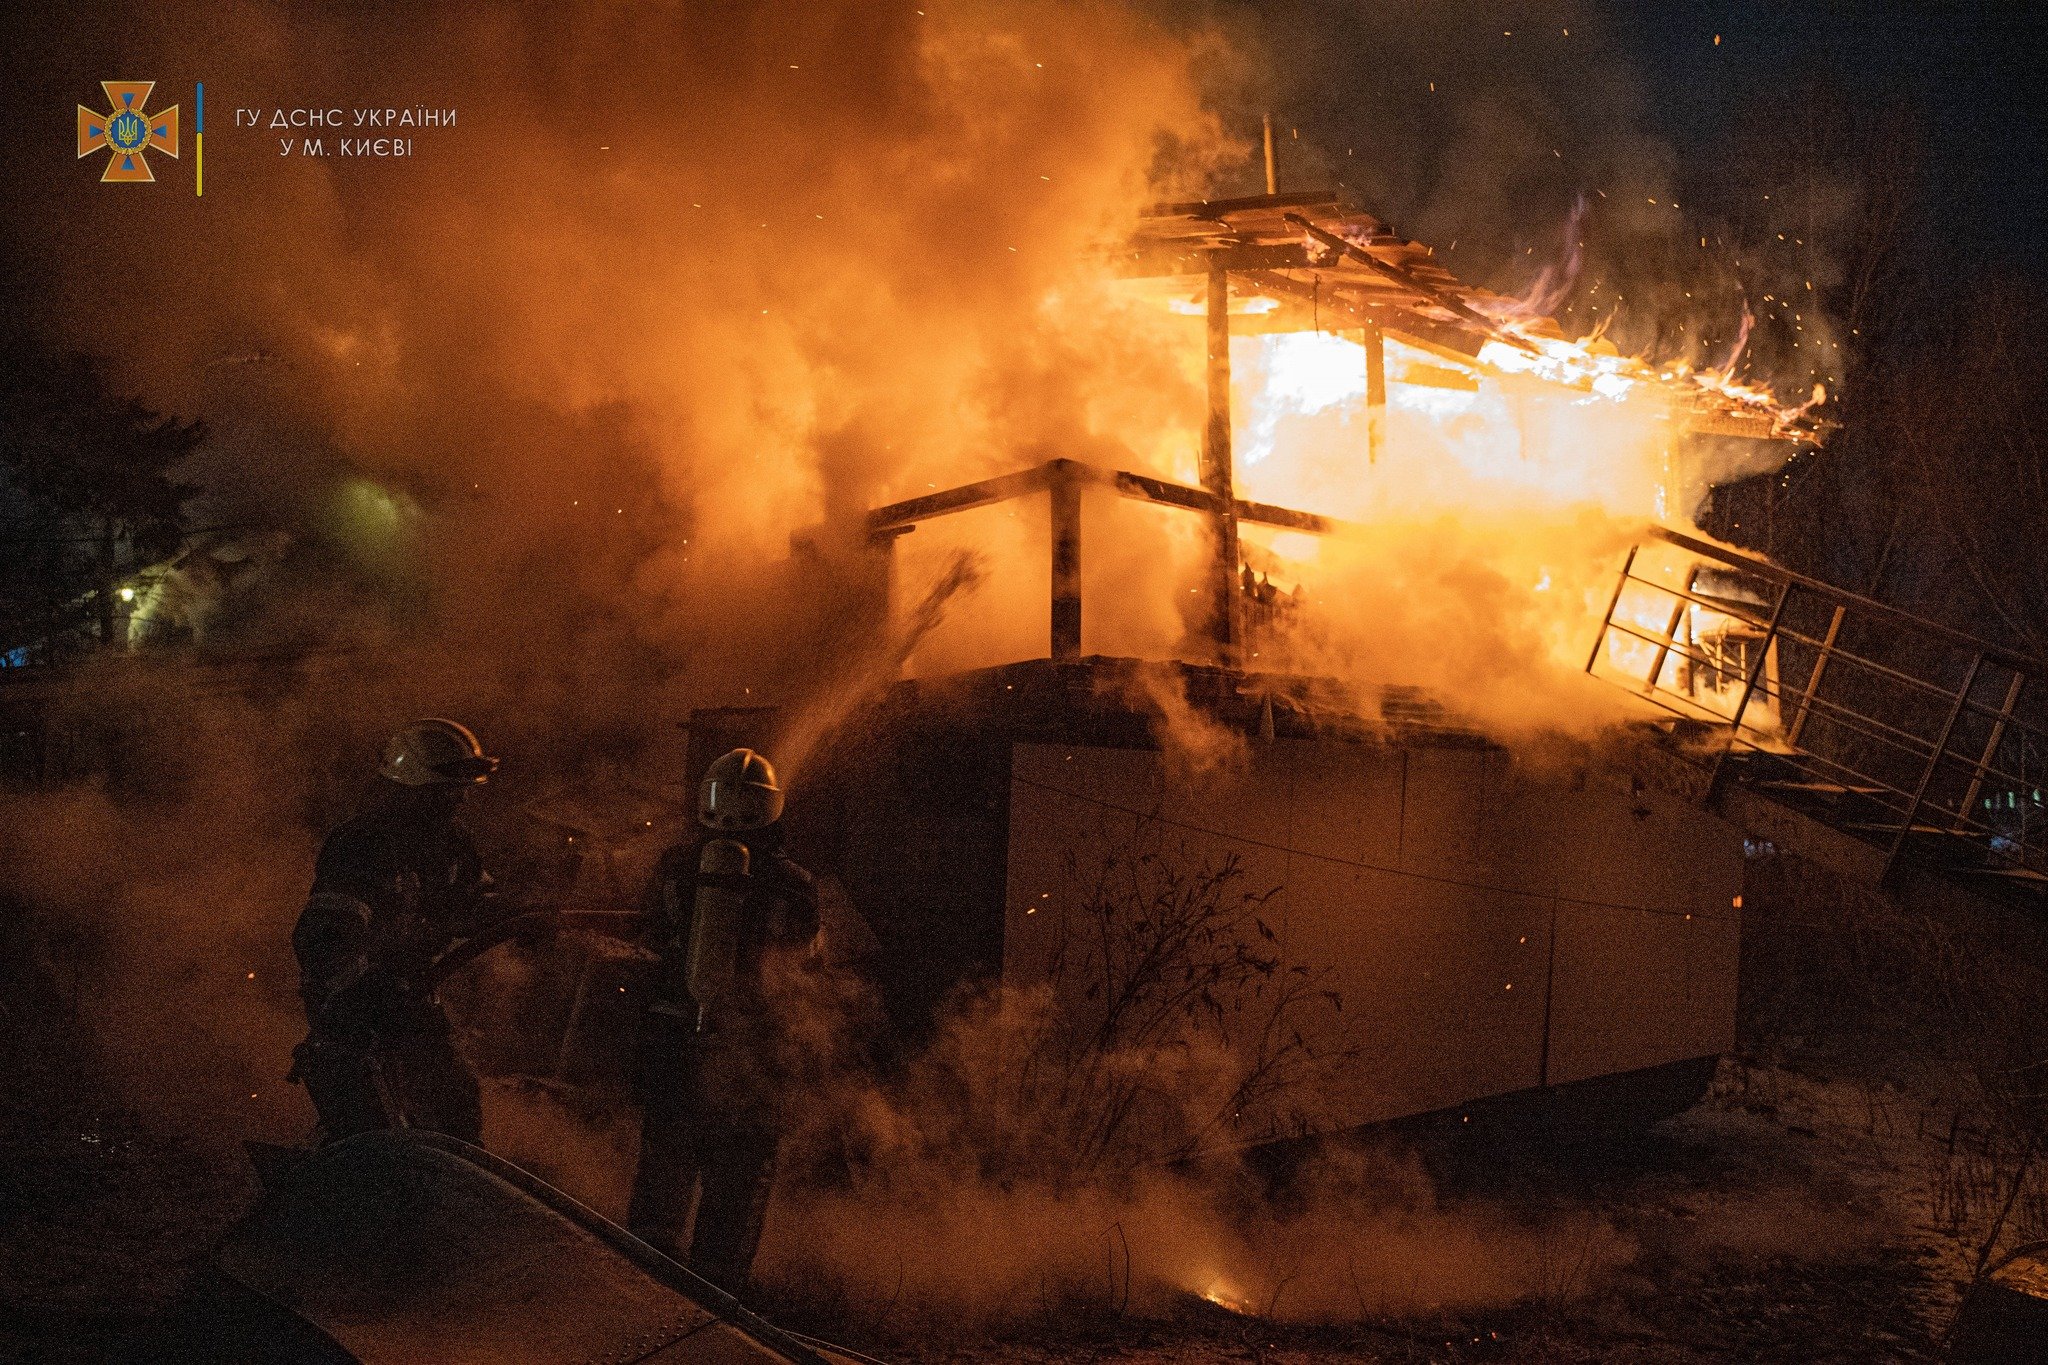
[0,0,1840,1328]
[5,2,1248,772]
[0,0,1236,1113]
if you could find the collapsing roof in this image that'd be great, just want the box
[867,189,1823,672]
[1114,191,1820,443]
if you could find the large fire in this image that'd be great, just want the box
[893,191,1815,737]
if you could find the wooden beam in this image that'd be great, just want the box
[1235,498,1341,535]
[1363,324,1386,465]
[1203,263,1239,655]
[866,464,1053,534]
[1111,469,1219,515]
[1108,468,1349,536]
[1282,212,1538,355]
[1107,243,1316,278]
[1240,269,1490,358]
[1049,461,1082,661]
[1141,190,1342,219]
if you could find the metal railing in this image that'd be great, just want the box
[1589,526,2048,887]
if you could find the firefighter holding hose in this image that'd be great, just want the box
[628,747,820,1295]
[288,718,503,1144]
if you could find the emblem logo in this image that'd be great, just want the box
[77,81,180,182]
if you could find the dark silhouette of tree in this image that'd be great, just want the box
[1895,278,2048,658]
[1692,79,2048,670]
[1693,81,1932,593]
[0,327,201,661]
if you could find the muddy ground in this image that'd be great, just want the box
[0,1049,1976,1363]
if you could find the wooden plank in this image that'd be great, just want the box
[1107,243,1317,277]
[865,464,1054,532]
[1140,190,1345,220]
[1685,408,1784,440]
[1049,463,1082,662]
[1284,212,1539,355]
[1204,263,1239,654]
[1111,469,1219,514]
[1364,324,1386,465]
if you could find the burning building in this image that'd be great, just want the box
[687,185,1833,1140]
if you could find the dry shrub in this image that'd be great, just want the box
[757,834,1625,1327]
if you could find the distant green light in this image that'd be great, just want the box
[341,479,410,532]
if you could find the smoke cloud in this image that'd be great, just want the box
[0,0,1236,1124]
[8,0,1235,728]
[0,0,1844,1328]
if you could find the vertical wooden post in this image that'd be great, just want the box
[1684,581,1700,699]
[1724,580,1791,737]
[1049,463,1082,662]
[1262,114,1277,195]
[1362,324,1386,465]
[1202,263,1239,658]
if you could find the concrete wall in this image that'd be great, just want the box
[1001,736,1742,1133]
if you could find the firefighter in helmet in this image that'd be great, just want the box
[628,747,819,1294]
[288,718,502,1143]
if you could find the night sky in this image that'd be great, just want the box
[1614,1,2048,266]
[6,2,2042,308]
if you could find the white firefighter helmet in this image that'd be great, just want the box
[379,718,500,786]
[699,748,784,831]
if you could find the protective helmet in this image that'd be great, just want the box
[699,748,784,831]
[379,718,499,786]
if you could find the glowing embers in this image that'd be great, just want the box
[1479,325,1827,437]
[1198,1278,1255,1315]
[1479,331,1640,401]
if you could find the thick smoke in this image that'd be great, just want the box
[8,0,1232,726]
[1,0,1233,1111]
[1208,1,1848,394]
[0,0,1842,1327]
[766,1136,1629,1324]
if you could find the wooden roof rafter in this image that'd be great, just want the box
[1115,191,1824,443]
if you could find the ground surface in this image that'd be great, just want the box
[0,1054,1974,1363]
[786,1059,1962,1365]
